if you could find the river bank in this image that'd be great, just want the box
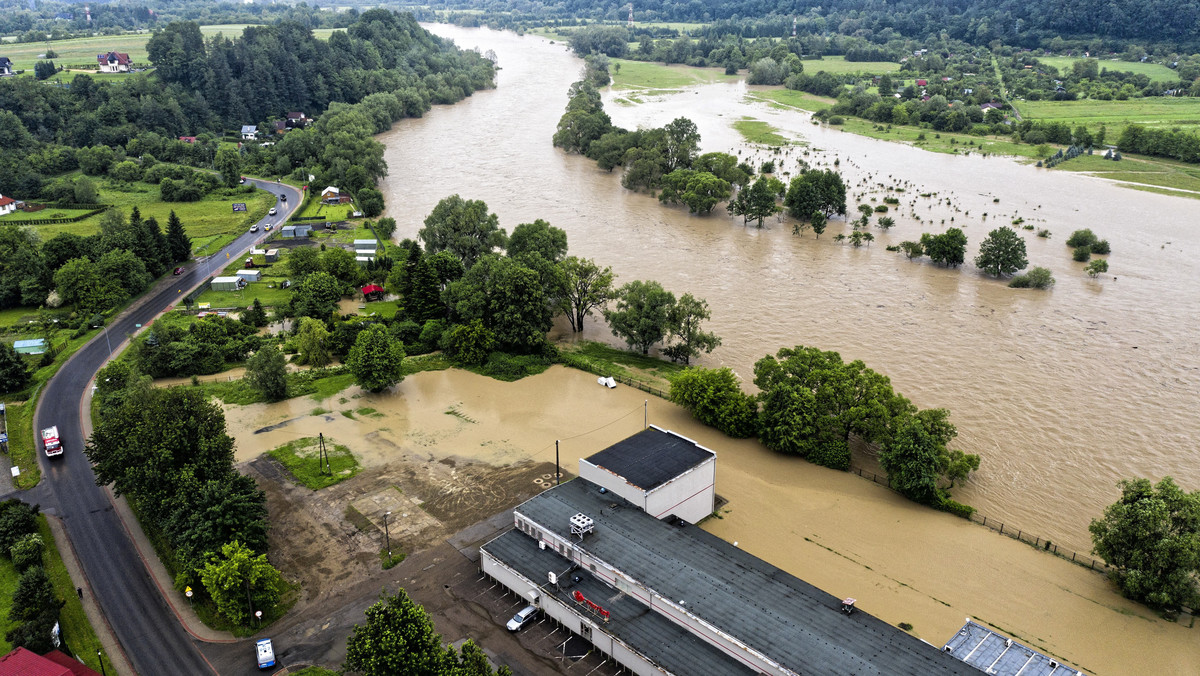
[223,365,1198,674]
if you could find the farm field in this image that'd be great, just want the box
[611,58,737,90]
[1036,56,1178,82]
[0,25,263,72]
[1018,97,1200,135]
[802,55,902,75]
[0,24,345,77]
[22,174,275,257]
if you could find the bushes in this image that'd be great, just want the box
[1008,266,1055,289]
[480,352,553,381]
[0,500,38,553]
[938,498,976,519]
[10,534,44,572]
[1067,229,1111,257]
[669,367,758,438]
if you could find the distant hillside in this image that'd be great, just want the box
[418,0,1200,50]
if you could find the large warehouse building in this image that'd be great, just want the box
[481,427,977,675]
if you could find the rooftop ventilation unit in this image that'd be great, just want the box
[570,513,595,540]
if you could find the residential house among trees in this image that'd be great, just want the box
[321,186,352,204]
[0,194,15,216]
[285,112,308,128]
[97,51,132,73]
[240,125,258,140]
[0,57,12,76]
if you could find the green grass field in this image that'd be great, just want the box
[1019,98,1200,135]
[0,206,96,223]
[732,118,797,146]
[267,436,361,490]
[1,24,330,74]
[803,55,901,75]
[1035,57,1178,83]
[295,199,357,222]
[25,174,275,257]
[611,58,738,90]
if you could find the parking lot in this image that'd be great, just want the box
[453,565,628,676]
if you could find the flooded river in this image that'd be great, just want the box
[377,26,1200,554]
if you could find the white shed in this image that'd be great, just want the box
[280,225,296,238]
[211,276,243,292]
[353,239,378,252]
[578,425,716,525]
[265,249,279,263]
[356,255,374,266]
[236,269,261,282]
[292,224,312,237]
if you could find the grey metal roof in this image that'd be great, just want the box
[516,479,977,675]
[584,427,714,491]
[943,620,1086,675]
[484,530,758,676]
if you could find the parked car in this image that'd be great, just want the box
[506,605,538,631]
[250,224,259,232]
[268,207,277,216]
[172,267,185,275]
[255,638,275,669]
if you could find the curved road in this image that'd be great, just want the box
[31,178,303,675]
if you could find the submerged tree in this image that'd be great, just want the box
[1090,477,1200,610]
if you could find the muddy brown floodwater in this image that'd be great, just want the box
[376,25,1200,557]
[227,367,1198,674]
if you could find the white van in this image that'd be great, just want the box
[256,638,275,669]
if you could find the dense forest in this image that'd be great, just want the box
[428,0,1200,51]
[0,10,493,196]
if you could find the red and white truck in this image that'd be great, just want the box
[41,426,62,457]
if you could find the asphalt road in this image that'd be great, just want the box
[31,178,304,675]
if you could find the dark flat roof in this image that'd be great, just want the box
[484,530,758,676]
[584,427,714,491]
[516,479,976,675]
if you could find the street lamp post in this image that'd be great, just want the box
[384,511,391,558]
[97,650,107,676]
[93,323,112,356]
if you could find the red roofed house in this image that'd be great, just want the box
[97,51,131,73]
[0,194,16,217]
[178,136,197,144]
[915,79,928,86]
[0,647,103,676]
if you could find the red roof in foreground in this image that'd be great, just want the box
[361,284,384,294]
[0,196,14,207]
[0,647,71,676]
[41,651,102,676]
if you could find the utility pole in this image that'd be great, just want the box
[384,511,392,557]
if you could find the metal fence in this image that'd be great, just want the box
[848,465,1110,574]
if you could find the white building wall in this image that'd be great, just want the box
[578,459,646,511]
[644,456,716,523]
